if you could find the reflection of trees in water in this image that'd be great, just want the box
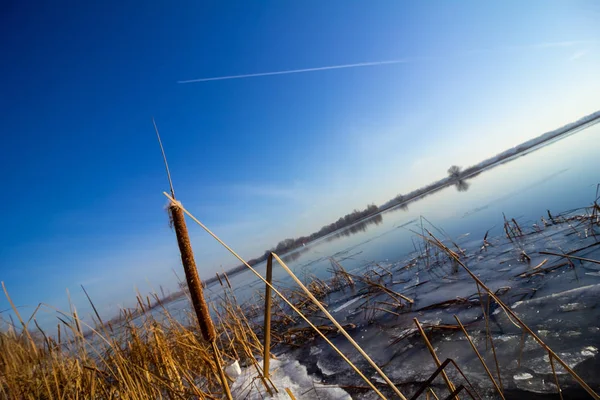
[281,246,310,263]
[325,214,383,242]
[447,164,470,192]
[388,202,409,214]
[455,179,470,192]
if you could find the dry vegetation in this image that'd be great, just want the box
[2,189,600,399]
[0,280,272,399]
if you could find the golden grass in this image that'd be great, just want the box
[0,284,265,400]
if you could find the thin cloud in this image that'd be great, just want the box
[569,50,588,61]
[227,182,306,200]
[178,40,598,84]
[463,40,597,55]
[535,40,591,48]
[509,40,597,50]
[178,59,407,84]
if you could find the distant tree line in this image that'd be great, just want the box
[381,165,468,211]
[194,111,600,289]
[218,204,381,278]
[324,213,383,242]
[270,204,379,256]
[447,165,462,179]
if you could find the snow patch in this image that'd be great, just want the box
[581,346,598,357]
[231,357,351,399]
[514,372,533,381]
[559,303,584,312]
[309,346,323,356]
[332,296,364,313]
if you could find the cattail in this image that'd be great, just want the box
[169,202,215,342]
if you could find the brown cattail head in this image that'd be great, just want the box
[169,202,216,342]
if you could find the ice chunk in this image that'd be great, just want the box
[526,349,597,375]
[332,296,363,313]
[317,359,337,376]
[309,346,323,356]
[581,346,598,357]
[225,360,242,379]
[514,372,533,381]
[559,303,584,312]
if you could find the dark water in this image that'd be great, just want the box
[168,123,600,398]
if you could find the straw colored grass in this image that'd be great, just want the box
[0,285,264,400]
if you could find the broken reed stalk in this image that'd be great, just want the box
[330,257,355,286]
[168,202,233,400]
[162,193,388,399]
[477,285,504,390]
[424,230,600,400]
[453,315,505,400]
[1,282,38,356]
[285,387,298,400]
[539,251,600,265]
[359,277,414,304]
[548,351,564,400]
[272,253,408,400]
[428,388,440,400]
[263,253,274,379]
[413,318,458,399]
[517,331,526,368]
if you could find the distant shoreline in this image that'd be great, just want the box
[187,111,600,291]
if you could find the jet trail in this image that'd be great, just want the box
[178,59,406,84]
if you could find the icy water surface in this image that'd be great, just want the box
[169,123,600,398]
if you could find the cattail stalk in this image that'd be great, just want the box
[168,202,232,399]
[262,253,274,378]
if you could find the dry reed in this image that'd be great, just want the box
[0,283,265,399]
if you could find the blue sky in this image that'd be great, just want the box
[1,1,599,326]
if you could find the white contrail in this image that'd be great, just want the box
[178,59,407,84]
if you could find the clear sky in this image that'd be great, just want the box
[1,1,599,326]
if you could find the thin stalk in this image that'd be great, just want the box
[414,318,458,399]
[162,193,388,399]
[1,282,37,355]
[424,231,600,399]
[539,251,600,265]
[548,352,564,400]
[453,315,504,399]
[273,253,407,400]
[263,253,274,379]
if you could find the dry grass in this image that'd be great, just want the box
[0,285,265,400]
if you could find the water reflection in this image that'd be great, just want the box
[281,246,310,263]
[324,213,383,242]
[279,214,386,263]
[385,178,472,215]
[455,179,470,192]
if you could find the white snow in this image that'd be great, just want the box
[225,360,242,380]
[581,346,598,357]
[231,357,351,400]
[559,303,584,312]
[513,372,534,381]
[332,295,364,313]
